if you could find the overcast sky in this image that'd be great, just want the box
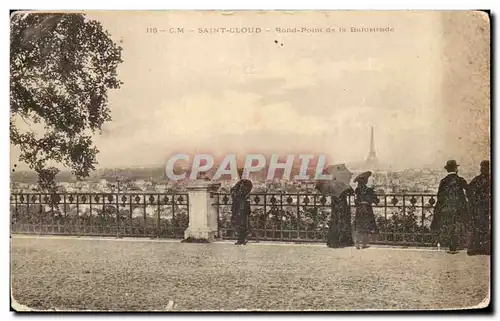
[11,11,490,171]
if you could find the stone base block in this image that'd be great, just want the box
[183,227,217,242]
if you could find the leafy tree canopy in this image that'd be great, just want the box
[10,12,123,190]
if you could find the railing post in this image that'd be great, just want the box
[384,195,388,242]
[329,194,336,245]
[156,194,161,238]
[13,194,18,234]
[75,194,80,237]
[25,194,29,234]
[115,191,120,239]
[38,193,42,235]
[184,181,221,242]
[402,195,406,244]
[215,194,221,238]
[143,193,147,238]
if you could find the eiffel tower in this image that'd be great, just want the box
[365,126,379,168]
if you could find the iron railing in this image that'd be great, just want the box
[10,192,189,238]
[11,191,469,247]
[213,192,457,246]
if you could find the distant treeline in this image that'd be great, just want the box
[11,164,322,184]
[11,167,170,184]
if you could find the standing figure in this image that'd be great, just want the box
[467,160,491,256]
[431,160,469,254]
[315,163,355,248]
[231,168,253,245]
[352,171,379,249]
[326,187,355,248]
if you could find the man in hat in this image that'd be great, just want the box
[431,160,469,254]
[466,160,491,255]
[352,171,379,249]
[230,168,253,245]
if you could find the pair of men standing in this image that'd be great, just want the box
[431,160,491,255]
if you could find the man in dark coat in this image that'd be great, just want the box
[431,160,469,254]
[467,160,491,256]
[231,168,253,245]
[353,171,379,249]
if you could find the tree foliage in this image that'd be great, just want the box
[10,12,123,187]
[37,166,60,193]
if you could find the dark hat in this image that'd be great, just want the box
[444,160,459,170]
[354,171,372,183]
[480,160,490,168]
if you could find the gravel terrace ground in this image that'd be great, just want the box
[11,235,490,311]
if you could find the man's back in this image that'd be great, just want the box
[469,174,490,203]
[437,173,468,212]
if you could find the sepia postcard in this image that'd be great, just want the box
[10,10,491,311]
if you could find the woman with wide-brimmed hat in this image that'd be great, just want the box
[352,171,379,249]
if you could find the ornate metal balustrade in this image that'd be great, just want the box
[213,192,453,246]
[10,193,189,238]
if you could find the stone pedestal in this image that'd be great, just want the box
[184,181,221,242]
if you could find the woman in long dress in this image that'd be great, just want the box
[316,181,354,248]
[327,187,355,248]
[230,169,253,245]
[352,171,379,249]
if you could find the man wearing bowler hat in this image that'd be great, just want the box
[431,160,469,254]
